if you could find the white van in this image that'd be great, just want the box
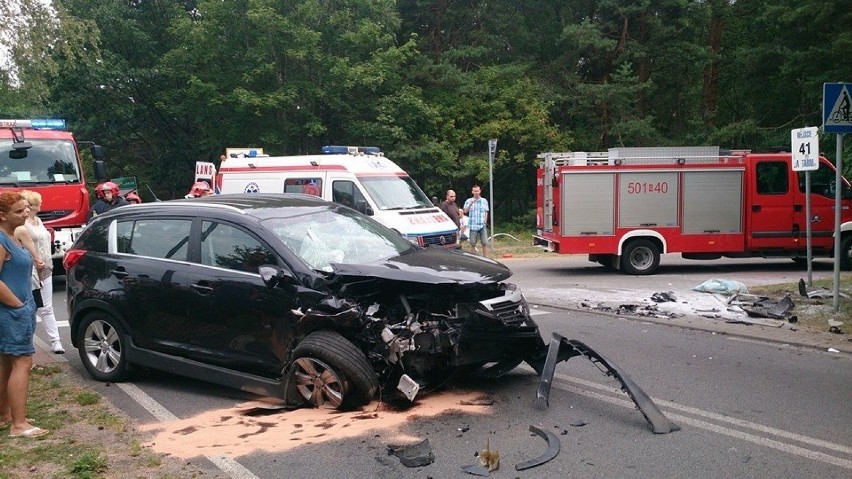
[213,146,458,247]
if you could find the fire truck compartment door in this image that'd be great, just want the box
[618,172,679,228]
[682,171,743,234]
[561,173,614,236]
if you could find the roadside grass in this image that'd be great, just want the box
[482,227,549,259]
[0,364,205,479]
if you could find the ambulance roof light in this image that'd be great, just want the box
[321,145,381,155]
[0,119,66,130]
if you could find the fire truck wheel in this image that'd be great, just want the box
[621,239,660,275]
[840,235,852,271]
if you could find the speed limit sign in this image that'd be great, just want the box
[791,127,819,171]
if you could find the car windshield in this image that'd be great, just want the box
[262,207,415,272]
[358,176,434,210]
[0,139,81,184]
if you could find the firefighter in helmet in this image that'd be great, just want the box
[87,181,130,222]
[125,191,142,204]
[186,181,214,198]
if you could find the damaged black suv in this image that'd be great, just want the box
[64,194,547,409]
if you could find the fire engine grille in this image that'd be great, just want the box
[422,232,457,247]
[38,210,73,222]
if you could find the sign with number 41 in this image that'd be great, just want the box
[791,127,819,171]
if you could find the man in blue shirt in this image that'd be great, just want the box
[463,185,489,256]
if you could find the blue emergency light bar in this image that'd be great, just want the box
[31,119,66,130]
[0,119,66,130]
[321,145,381,155]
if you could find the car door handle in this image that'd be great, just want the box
[793,204,803,212]
[191,282,214,294]
[752,205,761,212]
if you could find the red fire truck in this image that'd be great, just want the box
[0,119,105,271]
[534,146,852,275]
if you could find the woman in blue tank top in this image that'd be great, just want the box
[0,192,47,438]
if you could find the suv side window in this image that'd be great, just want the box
[200,221,277,272]
[116,219,191,260]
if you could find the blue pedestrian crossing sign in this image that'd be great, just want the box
[823,83,852,133]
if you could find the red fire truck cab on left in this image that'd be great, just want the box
[0,119,106,272]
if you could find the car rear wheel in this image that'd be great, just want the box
[291,330,378,409]
[77,313,131,382]
[621,239,660,275]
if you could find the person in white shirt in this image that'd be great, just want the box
[16,190,63,353]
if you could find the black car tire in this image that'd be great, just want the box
[291,330,379,409]
[621,239,660,275]
[77,312,131,382]
[840,235,852,271]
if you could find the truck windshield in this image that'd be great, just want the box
[0,139,81,185]
[797,163,852,199]
[358,176,434,210]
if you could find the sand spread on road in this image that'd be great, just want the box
[138,390,493,459]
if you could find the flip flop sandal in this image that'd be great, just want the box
[0,418,34,429]
[9,426,49,438]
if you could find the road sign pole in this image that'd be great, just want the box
[833,133,843,311]
[488,139,497,258]
[805,170,812,286]
[791,126,819,286]
[823,82,851,312]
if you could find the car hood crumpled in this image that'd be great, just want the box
[329,248,512,285]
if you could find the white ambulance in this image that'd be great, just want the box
[213,146,459,247]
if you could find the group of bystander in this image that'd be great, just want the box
[439,185,490,256]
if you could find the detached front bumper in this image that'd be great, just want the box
[531,332,679,435]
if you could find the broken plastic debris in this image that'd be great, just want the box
[651,291,677,303]
[515,425,561,471]
[828,320,844,334]
[828,348,840,353]
[397,374,420,401]
[461,464,490,476]
[387,438,435,467]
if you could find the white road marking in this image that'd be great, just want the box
[116,383,260,479]
[543,370,852,469]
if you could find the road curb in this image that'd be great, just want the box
[531,302,852,356]
[32,335,69,367]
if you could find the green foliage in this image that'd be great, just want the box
[1,0,850,216]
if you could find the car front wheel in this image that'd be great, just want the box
[77,312,131,382]
[290,330,378,409]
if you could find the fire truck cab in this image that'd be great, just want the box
[0,119,105,271]
[535,146,852,275]
[217,146,458,247]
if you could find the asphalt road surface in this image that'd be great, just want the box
[44,257,851,478]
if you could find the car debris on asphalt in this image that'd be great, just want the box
[387,438,435,467]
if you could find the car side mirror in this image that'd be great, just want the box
[356,200,373,216]
[259,265,293,289]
